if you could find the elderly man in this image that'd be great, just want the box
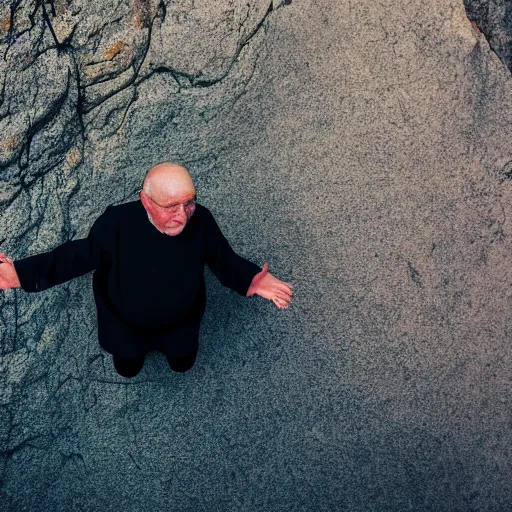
[0,163,293,378]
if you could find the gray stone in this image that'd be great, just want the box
[1,0,512,510]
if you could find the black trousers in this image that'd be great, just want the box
[113,351,197,377]
[110,322,201,378]
[94,275,205,364]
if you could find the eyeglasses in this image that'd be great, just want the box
[145,193,197,214]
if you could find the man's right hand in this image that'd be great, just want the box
[0,253,21,289]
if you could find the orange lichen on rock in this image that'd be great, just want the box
[65,148,82,168]
[0,135,23,164]
[131,0,151,28]
[133,14,147,29]
[0,135,22,152]
[0,15,11,34]
[104,41,128,61]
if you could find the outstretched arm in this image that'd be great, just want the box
[12,238,98,292]
[1,206,113,293]
[203,208,294,309]
[246,262,293,309]
[204,208,261,297]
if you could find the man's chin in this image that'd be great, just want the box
[146,212,185,236]
[162,224,184,236]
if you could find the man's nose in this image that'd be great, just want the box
[175,204,188,219]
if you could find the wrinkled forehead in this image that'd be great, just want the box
[151,178,196,203]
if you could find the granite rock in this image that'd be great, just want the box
[1,0,512,511]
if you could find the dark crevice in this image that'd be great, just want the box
[201,36,265,123]
[72,51,87,150]
[81,6,159,115]
[61,22,78,47]
[157,0,167,23]
[3,0,41,60]
[191,1,275,88]
[82,66,133,89]
[17,66,72,171]
[18,43,61,71]
[116,87,139,133]
[48,0,57,18]
[407,261,423,287]
[83,16,124,55]
[0,433,51,459]
[499,160,512,181]
[463,0,512,72]
[40,0,72,52]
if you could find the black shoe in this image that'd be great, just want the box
[166,352,197,373]
[113,354,146,378]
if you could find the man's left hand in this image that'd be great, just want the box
[246,262,293,309]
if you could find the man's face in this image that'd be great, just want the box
[141,188,197,236]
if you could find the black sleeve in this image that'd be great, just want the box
[13,206,114,293]
[204,208,261,296]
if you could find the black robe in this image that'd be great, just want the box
[13,200,261,359]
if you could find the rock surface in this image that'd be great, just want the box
[1,0,512,510]
[464,0,512,71]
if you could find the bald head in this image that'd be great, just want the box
[140,162,197,236]
[142,162,195,203]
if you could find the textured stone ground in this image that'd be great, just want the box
[1,0,512,510]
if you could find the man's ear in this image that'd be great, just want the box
[139,190,150,211]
